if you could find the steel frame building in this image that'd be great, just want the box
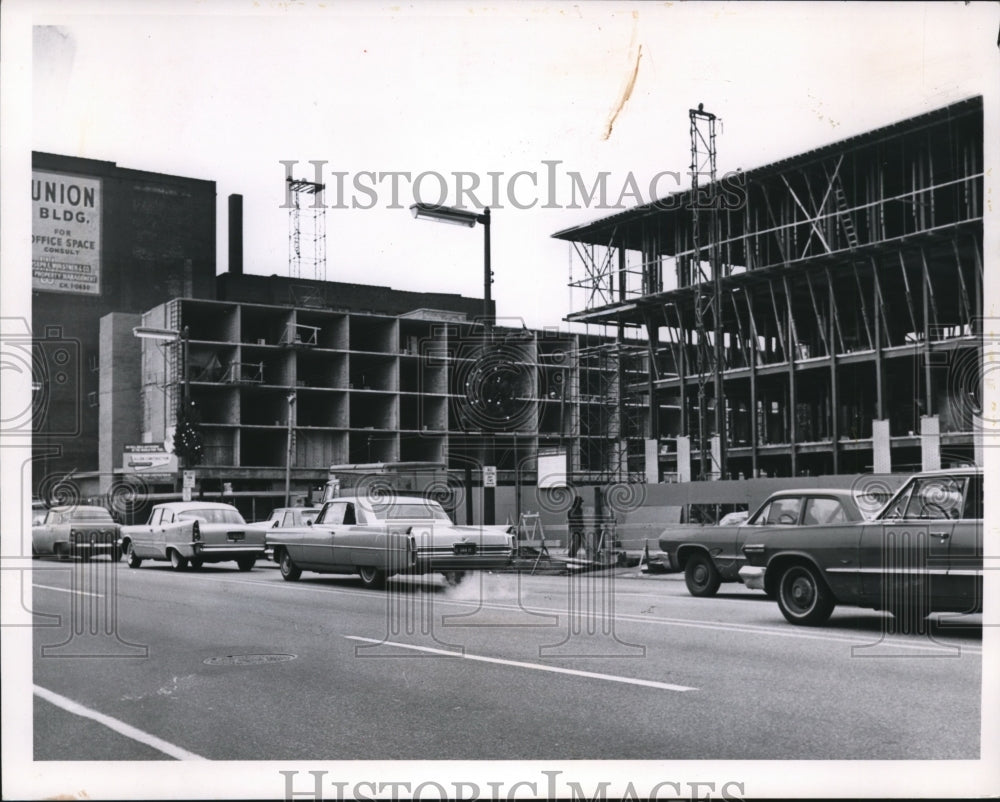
[558,97,984,482]
[110,292,619,520]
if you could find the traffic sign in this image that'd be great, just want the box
[483,466,497,488]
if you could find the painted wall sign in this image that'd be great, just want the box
[123,443,178,475]
[32,170,102,295]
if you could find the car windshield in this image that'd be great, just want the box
[381,501,451,522]
[299,510,320,525]
[178,508,245,525]
[881,475,968,520]
[68,508,113,522]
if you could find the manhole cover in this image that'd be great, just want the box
[203,653,297,666]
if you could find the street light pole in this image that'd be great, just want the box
[482,207,492,337]
[182,325,190,408]
[410,203,496,524]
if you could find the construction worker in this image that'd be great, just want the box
[567,495,585,559]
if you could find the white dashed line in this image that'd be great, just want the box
[344,635,697,692]
[33,583,104,598]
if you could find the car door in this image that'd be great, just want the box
[133,508,161,557]
[945,472,983,613]
[796,495,864,599]
[303,501,344,567]
[858,475,960,611]
[34,512,58,554]
[154,509,174,557]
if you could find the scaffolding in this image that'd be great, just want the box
[559,97,984,482]
[287,176,327,283]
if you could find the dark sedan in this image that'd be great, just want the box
[740,468,983,626]
[656,488,869,597]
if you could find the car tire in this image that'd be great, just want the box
[358,565,387,590]
[684,553,721,597]
[442,570,466,587]
[169,550,189,571]
[125,542,142,569]
[189,558,203,570]
[776,563,835,626]
[278,549,301,582]
[236,557,257,572]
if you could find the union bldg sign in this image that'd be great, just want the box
[31,170,102,295]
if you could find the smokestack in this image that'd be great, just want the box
[228,193,243,275]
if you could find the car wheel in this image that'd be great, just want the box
[189,558,203,570]
[278,549,301,582]
[684,553,721,597]
[169,550,189,571]
[358,565,387,590]
[776,563,835,626]
[125,542,142,569]
[442,570,466,587]
[236,556,256,572]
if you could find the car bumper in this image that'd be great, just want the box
[738,565,766,590]
[413,553,513,573]
[62,541,118,556]
[191,543,266,559]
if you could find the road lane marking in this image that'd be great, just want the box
[32,583,103,598]
[120,572,982,655]
[33,685,208,761]
[344,635,697,692]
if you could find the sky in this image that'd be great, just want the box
[20,0,1000,331]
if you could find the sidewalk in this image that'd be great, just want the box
[509,541,644,575]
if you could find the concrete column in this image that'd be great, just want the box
[710,435,721,480]
[98,312,142,496]
[644,438,659,483]
[920,415,941,471]
[872,419,892,474]
[676,436,691,482]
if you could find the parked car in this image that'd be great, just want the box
[120,501,265,571]
[267,495,516,588]
[32,505,121,560]
[656,489,870,597]
[740,468,983,626]
[249,506,323,530]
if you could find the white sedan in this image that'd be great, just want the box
[266,495,516,588]
[120,501,266,571]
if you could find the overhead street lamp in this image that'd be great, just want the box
[132,325,190,406]
[410,203,493,335]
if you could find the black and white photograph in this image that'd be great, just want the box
[2,0,998,798]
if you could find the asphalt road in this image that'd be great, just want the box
[30,557,982,762]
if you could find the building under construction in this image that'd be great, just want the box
[558,97,983,482]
